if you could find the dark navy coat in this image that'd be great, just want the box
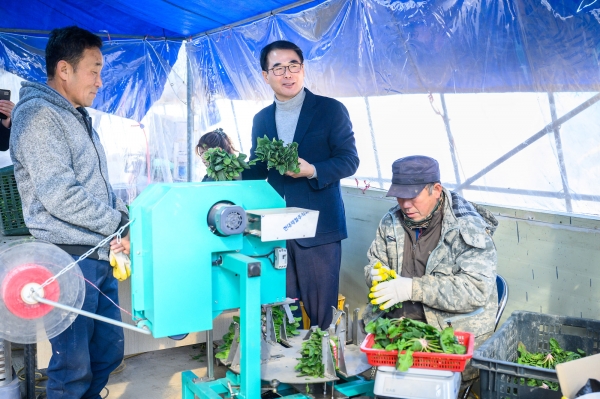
[243,88,359,247]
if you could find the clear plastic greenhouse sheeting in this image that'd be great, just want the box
[187,0,600,217]
[0,33,181,122]
[0,44,191,204]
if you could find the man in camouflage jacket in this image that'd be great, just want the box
[363,156,498,380]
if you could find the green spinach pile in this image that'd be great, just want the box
[365,317,466,372]
[203,147,250,181]
[215,316,240,360]
[270,305,302,342]
[296,328,337,378]
[249,135,300,175]
[517,338,585,390]
[215,307,302,361]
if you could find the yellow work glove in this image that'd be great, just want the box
[368,261,397,301]
[109,250,131,282]
[370,276,413,310]
[369,261,396,283]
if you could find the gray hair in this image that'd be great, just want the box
[426,182,441,195]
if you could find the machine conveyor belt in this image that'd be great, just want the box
[222,330,371,384]
[335,343,372,379]
[259,331,339,384]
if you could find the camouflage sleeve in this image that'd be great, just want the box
[364,214,393,288]
[412,232,497,313]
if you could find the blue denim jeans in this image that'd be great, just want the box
[46,257,124,399]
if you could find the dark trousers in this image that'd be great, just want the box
[286,240,342,329]
[46,257,124,399]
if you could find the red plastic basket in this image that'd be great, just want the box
[360,331,474,372]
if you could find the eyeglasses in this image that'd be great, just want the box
[269,63,303,76]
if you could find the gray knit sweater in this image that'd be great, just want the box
[274,88,306,145]
[10,82,128,261]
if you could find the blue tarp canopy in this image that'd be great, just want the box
[0,0,319,37]
[189,0,600,100]
[2,0,600,121]
[0,0,317,121]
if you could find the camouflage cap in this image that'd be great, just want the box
[386,155,440,198]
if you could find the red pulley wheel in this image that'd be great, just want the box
[1,263,61,319]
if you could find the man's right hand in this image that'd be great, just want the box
[370,276,413,310]
[109,250,131,281]
[0,100,15,129]
[110,232,130,255]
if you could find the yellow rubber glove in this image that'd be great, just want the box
[109,250,131,281]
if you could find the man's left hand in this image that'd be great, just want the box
[285,157,315,178]
[0,100,15,129]
[370,276,413,310]
[110,232,130,255]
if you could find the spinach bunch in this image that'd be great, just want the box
[249,135,300,175]
[203,147,249,181]
[295,328,338,378]
[517,338,585,390]
[269,305,302,342]
[368,261,403,314]
[215,316,240,359]
[365,317,466,371]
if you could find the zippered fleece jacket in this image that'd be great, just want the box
[363,188,498,380]
[10,82,128,261]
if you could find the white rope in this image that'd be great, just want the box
[35,219,134,292]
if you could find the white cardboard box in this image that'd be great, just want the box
[373,366,461,399]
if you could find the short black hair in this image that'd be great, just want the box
[259,40,304,72]
[46,26,103,79]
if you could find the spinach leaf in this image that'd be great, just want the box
[249,136,301,175]
[204,147,250,181]
[397,349,414,371]
[369,317,467,371]
[517,339,586,391]
[295,328,326,378]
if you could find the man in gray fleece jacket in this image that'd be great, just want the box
[10,26,128,399]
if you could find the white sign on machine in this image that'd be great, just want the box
[245,207,319,242]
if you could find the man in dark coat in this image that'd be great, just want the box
[243,40,359,328]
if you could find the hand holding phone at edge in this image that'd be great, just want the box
[0,100,15,129]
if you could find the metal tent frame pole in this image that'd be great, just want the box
[230,100,244,153]
[455,92,600,192]
[186,51,194,182]
[364,97,384,189]
[547,92,572,212]
[440,93,462,194]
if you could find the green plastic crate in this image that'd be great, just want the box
[0,165,29,236]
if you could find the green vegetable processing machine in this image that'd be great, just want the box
[0,178,480,399]
[128,181,372,399]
